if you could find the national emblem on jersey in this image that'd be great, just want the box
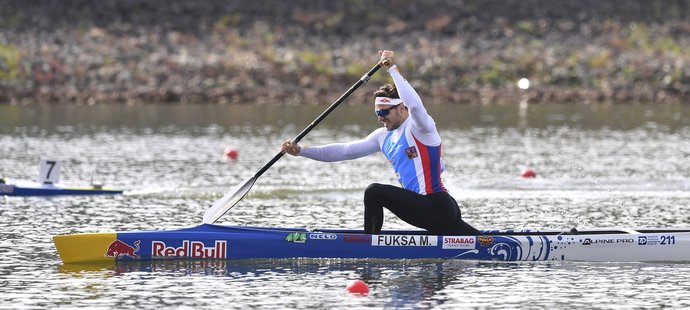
[405,146,418,159]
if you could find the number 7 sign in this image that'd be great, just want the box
[38,159,62,184]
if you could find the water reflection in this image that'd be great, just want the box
[58,258,671,309]
[58,259,526,308]
[49,256,690,309]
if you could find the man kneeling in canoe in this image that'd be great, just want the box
[281,50,479,235]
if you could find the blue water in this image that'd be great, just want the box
[1,104,690,309]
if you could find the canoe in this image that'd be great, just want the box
[0,178,123,196]
[53,224,690,263]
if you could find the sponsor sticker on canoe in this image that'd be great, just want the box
[309,233,337,240]
[105,240,141,259]
[151,240,227,259]
[442,236,476,249]
[372,235,437,247]
[581,237,635,246]
[285,232,306,243]
[478,236,494,247]
[638,235,676,246]
[343,234,371,243]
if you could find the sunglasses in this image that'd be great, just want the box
[375,104,400,117]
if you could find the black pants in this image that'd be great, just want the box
[363,183,480,235]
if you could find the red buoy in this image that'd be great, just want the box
[521,168,536,178]
[345,280,369,295]
[224,147,238,160]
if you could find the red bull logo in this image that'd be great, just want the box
[152,240,227,259]
[375,97,403,106]
[105,240,141,259]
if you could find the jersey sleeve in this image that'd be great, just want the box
[298,128,384,162]
[389,65,441,145]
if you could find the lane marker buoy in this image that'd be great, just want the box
[521,168,536,178]
[224,147,238,160]
[346,280,369,295]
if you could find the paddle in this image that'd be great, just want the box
[203,62,384,224]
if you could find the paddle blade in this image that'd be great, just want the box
[203,177,256,224]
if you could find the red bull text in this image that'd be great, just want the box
[152,240,227,259]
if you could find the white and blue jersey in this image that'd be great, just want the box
[298,65,447,195]
[381,121,446,194]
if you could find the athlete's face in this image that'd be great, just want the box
[375,104,405,131]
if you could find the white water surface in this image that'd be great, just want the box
[1,103,690,309]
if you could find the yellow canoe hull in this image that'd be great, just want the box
[53,232,117,264]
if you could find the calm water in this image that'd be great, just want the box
[1,103,690,309]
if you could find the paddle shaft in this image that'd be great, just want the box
[254,63,382,179]
[203,62,383,224]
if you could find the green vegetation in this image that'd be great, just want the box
[297,50,335,75]
[0,44,21,80]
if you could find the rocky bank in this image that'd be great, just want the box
[0,0,689,105]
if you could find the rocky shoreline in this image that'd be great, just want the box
[1,0,689,105]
